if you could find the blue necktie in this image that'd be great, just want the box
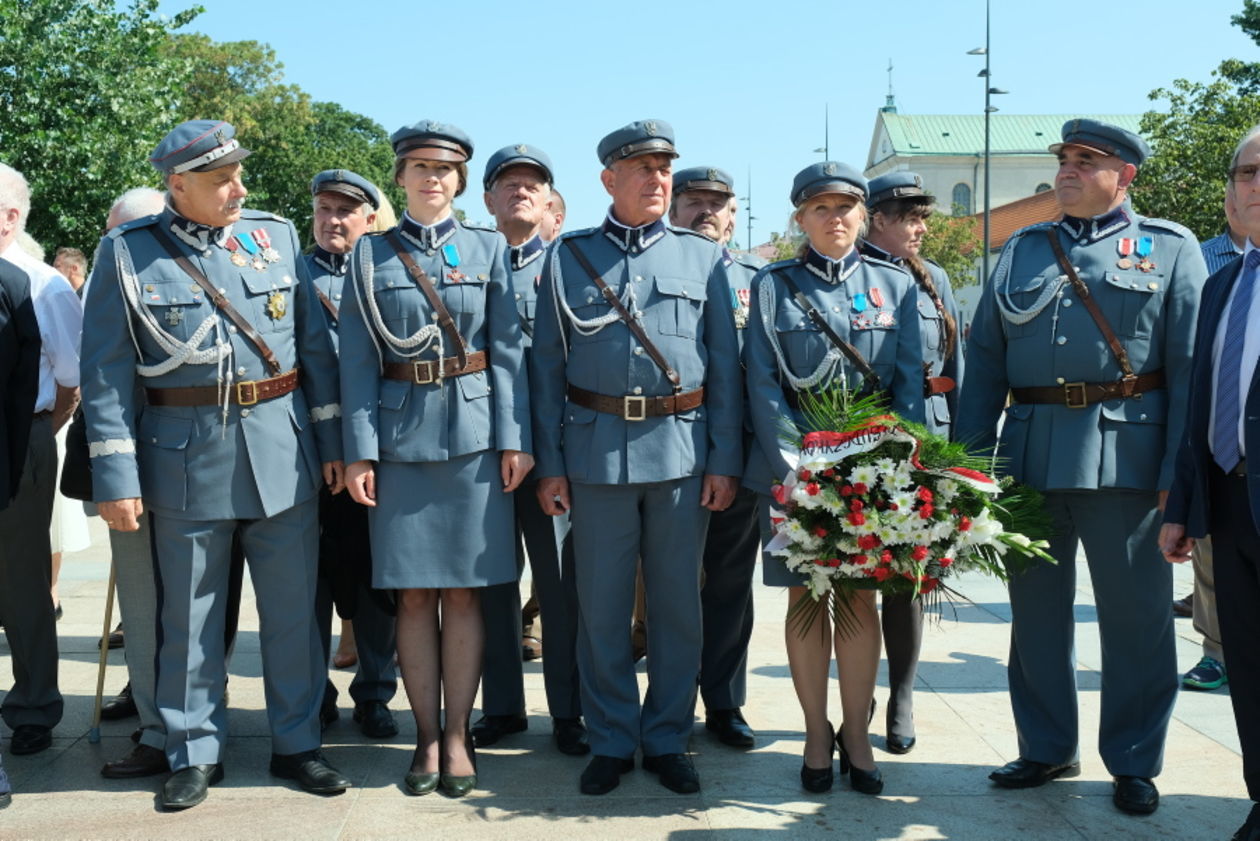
[1212,250,1260,472]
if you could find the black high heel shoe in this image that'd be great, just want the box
[837,725,883,795]
[800,721,835,793]
[439,726,478,798]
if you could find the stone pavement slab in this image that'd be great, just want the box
[0,517,1246,839]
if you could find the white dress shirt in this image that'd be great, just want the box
[1210,241,1260,461]
[1,240,83,413]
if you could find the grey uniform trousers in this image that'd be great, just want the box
[699,485,759,711]
[152,497,323,768]
[1007,489,1176,777]
[571,477,709,758]
[0,416,61,730]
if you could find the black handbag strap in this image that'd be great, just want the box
[779,271,882,393]
[565,239,682,392]
[384,231,468,372]
[149,226,282,375]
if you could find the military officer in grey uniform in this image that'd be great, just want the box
[80,120,351,810]
[859,171,965,755]
[667,165,761,749]
[305,169,399,740]
[473,144,587,756]
[745,162,924,795]
[956,119,1206,815]
[531,119,743,796]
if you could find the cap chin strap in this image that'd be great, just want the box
[169,139,240,174]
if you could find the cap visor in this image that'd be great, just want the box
[193,146,251,172]
[398,145,467,163]
[315,182,375,208]
[1048,140,1114,158]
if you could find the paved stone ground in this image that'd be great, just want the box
[0,517,1246,840]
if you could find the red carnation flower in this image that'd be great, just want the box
[880,549,893,564]
[852,554,869,565]
[772,484,789,505]
[918,505,934,519]
[799,469,812,481]
[916,486,934,502]
[805,482,821,496]
[920,577,941,594]
[828,558,841,568]
[849,498,864,512]
[853,482,869,495]
[847,512,866,527]
[959,516,971,532]
[871,567,893,582]
[813,526,828,538]
[840,485,853,497]
[857,534,881,550]
[911,545,929,562]
[940,557,954,568]
[822,469,836,478]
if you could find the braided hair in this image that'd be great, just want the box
[871,198,958,361]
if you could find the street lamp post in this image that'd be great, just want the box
[968,0,1007,285]
[742,166,755,254]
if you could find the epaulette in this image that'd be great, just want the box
[1139,217,1194,239]
[108,213,160,239]
[728,251,766,271]
[239,208,288,224]
[555,226,600,244]
[1010,221,1056,241]
[764,257,802,274]
[860,253,913,277]
[671,226,715,243]
[460,220,498,233]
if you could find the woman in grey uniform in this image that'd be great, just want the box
[744,162,926,795]
[859,171,964,756]
[339,120,532,797]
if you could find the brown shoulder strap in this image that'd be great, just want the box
[778,270,882,394]
[313,285,339,322]
[564,239,681,392]
[1044,228,1136,381]
[384,231,468,372]
[149,226,282,375]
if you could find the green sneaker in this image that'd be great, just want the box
[1182,656,1227,691]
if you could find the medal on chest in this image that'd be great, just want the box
[253,228,281,264]
[234,232,267,271]
[1116,238,1135,270]
[1135,236,1156,273]
[267,290,287,320]
[731,287,750,329]
[225,237,249,267]
[165,306,184,327]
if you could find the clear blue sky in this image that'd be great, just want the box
[157,0,1254,246]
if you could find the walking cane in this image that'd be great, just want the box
[88,557,117,744]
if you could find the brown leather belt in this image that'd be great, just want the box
[925,376,955,397]
[1011,370,1165,409]
[382,350,487,385]
[567,384,704,421]
[146,368,300,407]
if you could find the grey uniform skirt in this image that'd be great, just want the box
[369,449,516,589]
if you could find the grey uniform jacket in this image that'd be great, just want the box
[530,218,743,484]
[338,217,529,465]
[81,207,342,520]
[955,203,1207,491]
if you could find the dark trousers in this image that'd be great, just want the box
[315,488,397,707]
[0,416,61,729]
[1209,467,1260,800]
[699,486,759,711]
[882,593,923,739]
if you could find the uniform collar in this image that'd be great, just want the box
[1059,202,1130,243]
[803,246,861,285]
[509,234,546,271]
[858,239,902,266]
[399,212,457,251]
[721,246,734,267]
[602,212,667,254]
[165,204,234,251]
[312,246,350,276]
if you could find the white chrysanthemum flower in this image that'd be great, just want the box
[874,458,898,479]
[848,464,879,487]
[935,478,959,503]
[890,491,916,513]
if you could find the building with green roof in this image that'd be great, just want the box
[864,111,1144,216]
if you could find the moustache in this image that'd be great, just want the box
[689,211,718,230]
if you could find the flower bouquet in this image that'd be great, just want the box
[765,390,1054,635]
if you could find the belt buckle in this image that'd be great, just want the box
[623,395,647,421]
[412,360,436,385]
[1063,382,1087,409]
[236,380,259,406]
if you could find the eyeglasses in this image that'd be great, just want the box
[1230,164,1260,183]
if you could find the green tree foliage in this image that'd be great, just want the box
[164,34,396,245]
[0,0,200,254]
[922,212,982,289]
[1132,4,1260,240]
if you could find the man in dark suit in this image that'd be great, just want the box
[0,253,42,803]
[1161,124,1260,841]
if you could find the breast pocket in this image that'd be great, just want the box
[444,268,489,315]
[653,275,707,338]
[1103,272,1165,338]
[851,319,898,374]
[139,280,212,346]
[918,298,943,352]
[567,284,618,343]
[773,307,830,374]
[240,270,296,336]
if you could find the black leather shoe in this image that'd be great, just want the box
[470,713,527,747]
[353,701,398,738]
[100,683,138,721]
[9,725,51,755]
[801,721,835,793]
[837,727,883,795]
[269,750,350,795]
[580,754,634,795]
[161,764,223,810]
[1232,803,1260,840]
[319,695,339,732]
[1112,775,1158,814]
[989,757,1080,789]
[886,733,916,755]
[705,708,755,749]
[552,717,590,756]
[642,752,700,794]
[101,744,168,779]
